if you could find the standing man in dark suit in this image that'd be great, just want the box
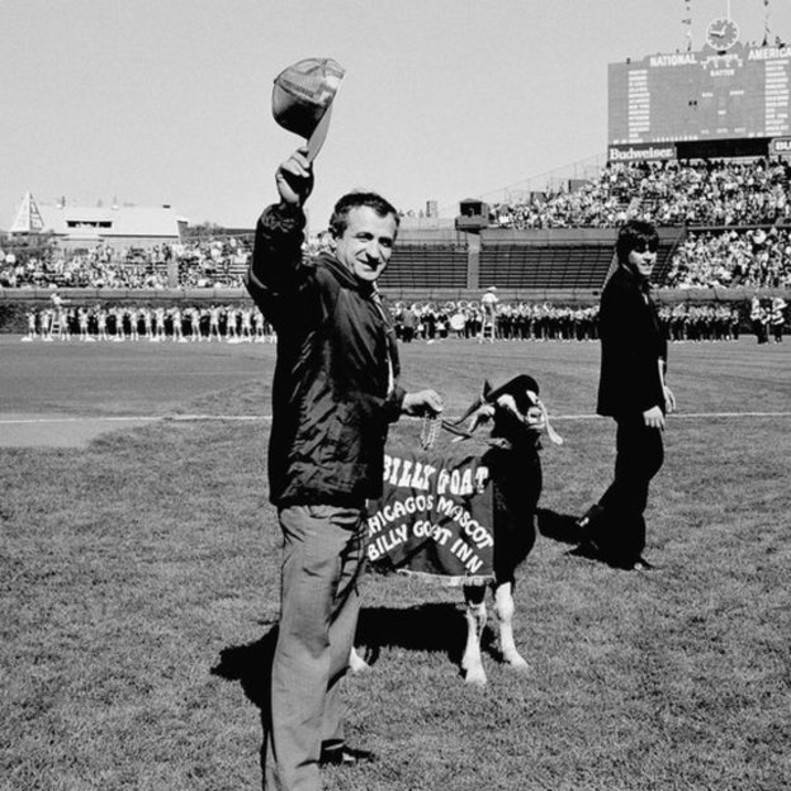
[576,219,675,570]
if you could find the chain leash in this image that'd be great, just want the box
[419,413,442,450]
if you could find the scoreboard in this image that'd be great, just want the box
[608,42,791,150]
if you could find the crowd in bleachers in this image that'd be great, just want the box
[0,235,253,289]
[665,226,791,289]
[4,158,791,293]
[2,246,171,289]
[174,235,253,287]
[490,158,791,230]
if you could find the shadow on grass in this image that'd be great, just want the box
[211,602,471,709]
[355,602,468,667]
[210,511,591,706]
[536,507,584,545]
[211,631,276,774]
[538,506,648,570]
[211,627,278,711]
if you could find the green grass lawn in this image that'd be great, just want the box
[1,339,790,790]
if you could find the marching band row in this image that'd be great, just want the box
[22,303,274,344]
[20,297,783,344]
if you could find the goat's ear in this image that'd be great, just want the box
[481,380,492,400]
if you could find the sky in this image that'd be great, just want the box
[3,0,791,233]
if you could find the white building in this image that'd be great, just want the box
[9,192,187,251]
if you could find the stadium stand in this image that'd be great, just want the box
[3,159,791,320]
[488,159,791,230]
[664,226,791,290]
[379,243,468,290]
[478,243,614,289]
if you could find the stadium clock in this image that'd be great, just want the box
[705,17,740,51]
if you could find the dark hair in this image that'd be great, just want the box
[328,191,400,239]
[616,219,659,265]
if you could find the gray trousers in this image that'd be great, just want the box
[263,503,366,791]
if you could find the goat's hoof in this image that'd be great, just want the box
[348,647,370,674]
[504,654,530,672]
[464,668,488,687]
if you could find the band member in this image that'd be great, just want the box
[480,286,499,343]
[771,295,787,343]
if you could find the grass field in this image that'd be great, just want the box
[1,337,790,790]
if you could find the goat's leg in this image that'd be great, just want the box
[348,645,369,674]
[494,581,529,670]
[462,586,488,686]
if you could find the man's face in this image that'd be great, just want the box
[332,206,398,284]
[626,244,657,280]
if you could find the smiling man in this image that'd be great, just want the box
[246,147,442,791]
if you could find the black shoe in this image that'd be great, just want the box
[630,557,656,572]
[319,744,376,767]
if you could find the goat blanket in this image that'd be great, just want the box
[366,446,496,585]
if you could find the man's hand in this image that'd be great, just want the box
[275,148,314,208]
[402,389,444,417]
[664,385,676,414]
[643,405,665,430]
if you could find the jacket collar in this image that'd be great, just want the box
[616,263,651,294]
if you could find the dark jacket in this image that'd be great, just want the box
[596,265,667,418]
[246,203,405,506]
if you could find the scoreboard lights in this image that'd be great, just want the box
[608,19,791,152]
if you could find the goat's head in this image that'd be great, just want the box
[453,374,563,447]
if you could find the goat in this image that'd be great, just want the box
[352,374,562,686]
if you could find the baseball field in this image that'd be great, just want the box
[1,335,789,790]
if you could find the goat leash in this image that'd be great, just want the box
[421,415,511,448]
[421,410,563,448]
[419,414,474,448]
[419,413,443,449]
